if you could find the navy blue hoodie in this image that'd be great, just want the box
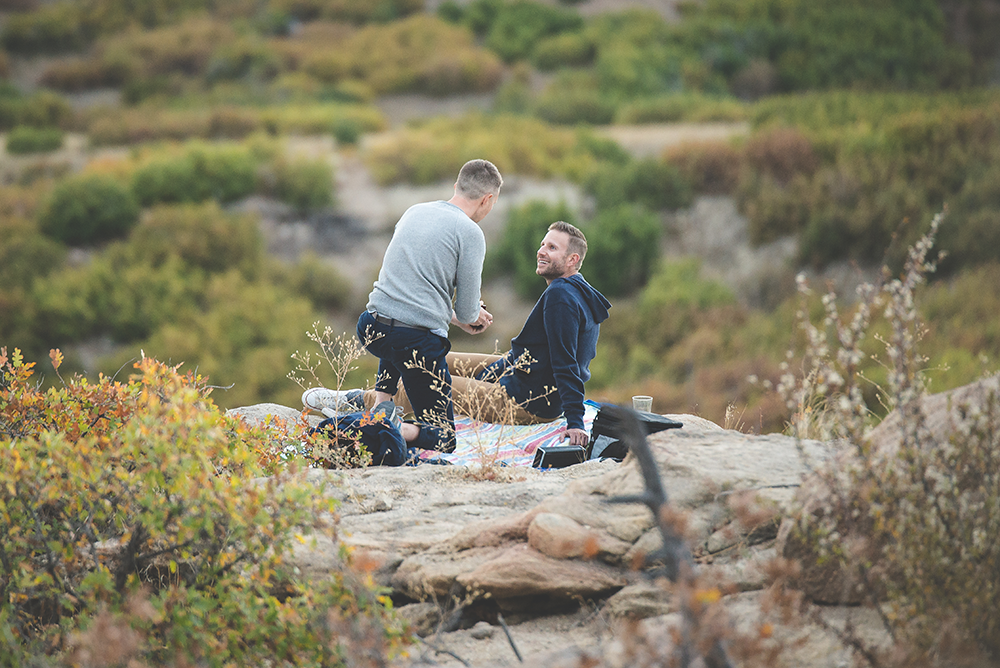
[482,273,611,430]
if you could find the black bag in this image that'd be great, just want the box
[585,404,683,462]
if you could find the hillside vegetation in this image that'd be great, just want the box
[1,0,999,429]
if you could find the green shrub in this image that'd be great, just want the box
[5,125,63,154]
[30,202,264,345]
[131,143,259,206]
[278,252,353,311]
[38,55,126,91]
[534,71,616,125]
[681,0,974,91]
[100,17,234,82]
[480,0,583,63]
[0,217,65,356]
[587,256,745,409]
[0,350,406,667]
[742,126,818,183]
[205,35,282,83]
[128,202,265,275]
[265,155,335,211]
[37,173,140,245]
[260,103,386,137]
[490,200,578,299]
[0,88,73,132]
[0,216,64,291]
[134,270,320,409]
[584,157,693,211]
[334,15,503,95]
[588,10,681,99]
[0,2,89,53]
[779,221,1000,663]
[582,204,662,296]
[362,113,606,185]
[533,31,595,70]
[664,140,743,195]
[271,0,423,23]
[615,93,748,123]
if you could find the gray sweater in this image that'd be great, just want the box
[366,201,486,335]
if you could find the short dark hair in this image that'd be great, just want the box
[456,159,502,199]
[548,220,587,269]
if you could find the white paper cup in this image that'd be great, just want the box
[632,395,653,412]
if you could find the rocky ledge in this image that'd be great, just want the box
[228,400,901,667]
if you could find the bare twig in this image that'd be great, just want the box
[496,613,523,663]
[416,636,471,667]
[603,404,735,668]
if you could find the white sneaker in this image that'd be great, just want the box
[302,387,364,414]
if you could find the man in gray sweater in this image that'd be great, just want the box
[355,159,501,452]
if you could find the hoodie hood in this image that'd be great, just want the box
[558,273,611,323]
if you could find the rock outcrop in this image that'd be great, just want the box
[230,405,831,622]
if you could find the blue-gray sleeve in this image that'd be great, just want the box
[453,225,486,324]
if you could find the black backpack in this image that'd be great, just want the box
[585,404,683,462]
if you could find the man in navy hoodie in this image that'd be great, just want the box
[381,221,611,446]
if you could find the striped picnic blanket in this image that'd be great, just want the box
[412,399,600,467]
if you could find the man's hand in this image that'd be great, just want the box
[564,428,588,446]
[456,304,493,335]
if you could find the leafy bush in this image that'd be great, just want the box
[587,10,681,98]
[38,55,125,91]
[0,216,64,291]
[615,93,748,123]
[130,142,259,206]
[664,140,743,195]
[270,0,422,23]
[533,71,616,125]
[0,217,65,357]
[362,113,608,185]
[582,204,662,296]
[0,349,406,667]
[31,202,263,346]
[37,173,140,245]
[100,16,235,83]
[533,31,595,70]
[680,0,974,92]
[4,125,63,154]
[302,14,503,96]
[276,252,353,311]
[735,99,1000,269]
[0,2,89,53]
[780,218,1000,664]
[271,155,335,211]
[742,126,818,183]
[133,269,320,408]
[584,156,693,212]
[0,87,73,132]
[86,103,384,146]
[480,0,583,63]
[490,200,578,299]
[21,199,342,409]
[260,103,386,137]
[205,35,282,83]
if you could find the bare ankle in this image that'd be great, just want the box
[401,423,420,442]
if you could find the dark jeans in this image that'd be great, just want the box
[357,310,455,453]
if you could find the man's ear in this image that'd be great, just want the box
[570,253,581,270]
